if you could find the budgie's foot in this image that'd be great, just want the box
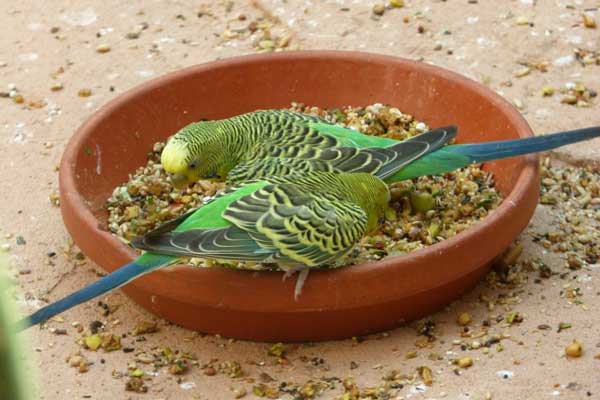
[280,266,310,301]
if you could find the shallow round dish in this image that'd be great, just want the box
[59,51,539,341]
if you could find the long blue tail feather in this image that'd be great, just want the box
[390,126,600,181]
[451,126,600,162]
[16,253,175,331]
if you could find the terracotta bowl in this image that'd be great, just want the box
[60,51,539,341]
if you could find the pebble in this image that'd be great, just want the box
[553,55,574,67]
[415,122,427,132]
[373,4,386,16]
[496,370,514,379]
[512,98,524,109]
[179,382,196,390]
[125,31,141,39]
[233,387,247,398]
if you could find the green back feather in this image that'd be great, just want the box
[307,122,399,148]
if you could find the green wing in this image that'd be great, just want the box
[227,126,457,183]
[133,178,368,267]
[224,181,368,266]
[131,180,270,249]
[228,144,384,183]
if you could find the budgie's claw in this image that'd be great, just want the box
[280,266,310,300]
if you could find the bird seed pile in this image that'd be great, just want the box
[106,104,503,269]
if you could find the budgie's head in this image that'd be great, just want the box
[365,178,392,233]
[161,122,235,188]
[342,173,391,233]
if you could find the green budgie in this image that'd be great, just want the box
[161,110,600,186]
[19,149,418,330]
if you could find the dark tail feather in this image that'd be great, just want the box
[16,254,172,331]
[453,126,600,163]
[375,125,457,179]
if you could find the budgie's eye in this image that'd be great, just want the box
[378,217,385,225]
[189,160,198,169]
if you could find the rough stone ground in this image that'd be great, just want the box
[1,0,599,399]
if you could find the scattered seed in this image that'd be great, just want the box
[268,342,286,358]
[566,341,583,358]
[541,86,555,97]
[132,320,158,336]
[78,88,92,97]
[96,44,111,53]
[582,14,597,29]
[457,312,472,326]
[456,357,473,368]
[514,67,531,78]
[561,94,577,105]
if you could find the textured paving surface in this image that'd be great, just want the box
[1,1,599,399]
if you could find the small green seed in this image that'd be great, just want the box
[410,191,435,213]
[457,312,471,326]
[385,207,397,222]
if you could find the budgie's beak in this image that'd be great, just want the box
[169,173,191,189]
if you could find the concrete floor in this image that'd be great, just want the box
[1,1,599,399]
